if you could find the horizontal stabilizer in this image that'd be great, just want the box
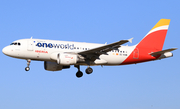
[150,48,177,56]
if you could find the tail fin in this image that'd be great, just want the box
[137,19,170,51]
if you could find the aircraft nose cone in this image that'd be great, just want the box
[2,46,9,55]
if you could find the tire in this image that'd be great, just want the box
[25,67,30,71]
[85,67,93,74]
[76,71,83,78]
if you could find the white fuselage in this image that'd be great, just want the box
[3,39,136,65]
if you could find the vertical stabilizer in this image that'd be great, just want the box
[137,19,170,51]
[121,19,171,65]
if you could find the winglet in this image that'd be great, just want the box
[128,38,133,43]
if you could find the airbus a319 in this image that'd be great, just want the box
[2,19,177,78]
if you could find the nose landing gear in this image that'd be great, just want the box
[25,59,31,71]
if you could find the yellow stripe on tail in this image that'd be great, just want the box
[150,19,170,31]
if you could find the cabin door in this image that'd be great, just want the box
[27,40,34,51]
[133,48,139,59]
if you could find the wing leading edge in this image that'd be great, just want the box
[78,38,133,56]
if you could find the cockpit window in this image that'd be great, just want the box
[10,42,21,46]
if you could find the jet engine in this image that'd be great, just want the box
[50,53,78,65]
[44,61,70,71]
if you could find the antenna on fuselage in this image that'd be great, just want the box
[30,36,33,39]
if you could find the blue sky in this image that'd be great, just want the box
[0,0,179,109]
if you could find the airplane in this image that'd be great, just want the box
[2,19,177,78]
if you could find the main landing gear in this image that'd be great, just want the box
[74,65,93,78]
[25,59,31,71]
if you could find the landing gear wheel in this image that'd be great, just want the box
[25,67,30,71]
[25,59,31,71]
[76,71,83,78]
[74,65,83,78]
[86,67,93,74]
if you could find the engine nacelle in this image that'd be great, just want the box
[158,52,173,59]
[51,53,78,65]
[44,61,70,71]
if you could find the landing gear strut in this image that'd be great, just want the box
[75,65,83,78]
[25,59,31,71]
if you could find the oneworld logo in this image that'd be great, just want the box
[36,42,74,50]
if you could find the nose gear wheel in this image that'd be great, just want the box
[25,59,31,71]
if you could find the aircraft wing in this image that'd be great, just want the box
[78,38,133,56]
[150,48,177,56]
